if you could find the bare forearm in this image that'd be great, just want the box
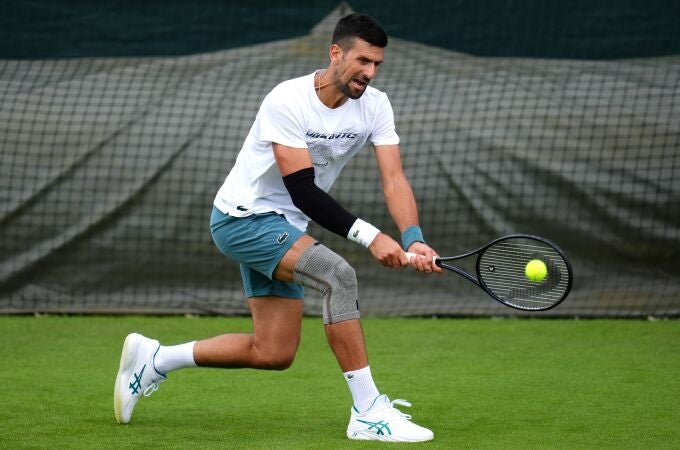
[383,173,419,233]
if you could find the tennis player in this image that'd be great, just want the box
[114,13,440,442]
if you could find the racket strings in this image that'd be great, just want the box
[478,238,570,310]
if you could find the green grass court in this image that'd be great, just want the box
[2,316,679,449]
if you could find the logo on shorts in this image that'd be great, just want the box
[277,232,289,245]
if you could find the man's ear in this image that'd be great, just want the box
[329,43,343,65]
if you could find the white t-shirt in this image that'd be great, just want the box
[214,71,400,231]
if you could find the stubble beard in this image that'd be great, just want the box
[334,71,368,100]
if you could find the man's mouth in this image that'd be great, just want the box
[351,78,369,89]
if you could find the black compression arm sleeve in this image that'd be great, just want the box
[282,167,357,238]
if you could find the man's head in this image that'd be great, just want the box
[328,13,388,100]
[331,13,388,50]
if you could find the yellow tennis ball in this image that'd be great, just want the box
[525,259,548,282]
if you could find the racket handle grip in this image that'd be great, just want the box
[405,252,438,266]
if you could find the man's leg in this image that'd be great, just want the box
[324,319,368,371]
[114,296,303,424]
[274,235,370,372]
[192,296,303,369]
[277,237,379,412]
[282,238,433,442]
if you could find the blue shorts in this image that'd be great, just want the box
[210,207,305,299]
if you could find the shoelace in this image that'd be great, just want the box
[143,378,164,397]
[388,398,413,420]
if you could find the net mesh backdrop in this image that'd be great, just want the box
[1,3,679,316]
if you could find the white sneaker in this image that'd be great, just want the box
[114,333,167,424]
[346,394,434,442]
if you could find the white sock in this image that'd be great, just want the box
[343,365,380,413]
[154,341,197,374]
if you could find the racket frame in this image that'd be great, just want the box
[427,234,573,311]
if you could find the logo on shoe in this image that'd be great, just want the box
[129,364,146,395]
[356,419,391,436]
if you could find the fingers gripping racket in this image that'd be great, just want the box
[408,234,573,311]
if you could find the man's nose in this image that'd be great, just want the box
[364,63,378,79]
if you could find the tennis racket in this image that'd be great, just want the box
[407,234,572,311]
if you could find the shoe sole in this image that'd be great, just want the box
[347,430,434,442]
[114,333,143,424]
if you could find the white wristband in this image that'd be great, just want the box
[347,218,381,248]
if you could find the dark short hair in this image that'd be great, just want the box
[331,13,388,49]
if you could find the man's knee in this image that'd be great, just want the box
[334,257,358,291]
[260,352,296,370]
[254,343,297,370]
[293,243,360,325]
